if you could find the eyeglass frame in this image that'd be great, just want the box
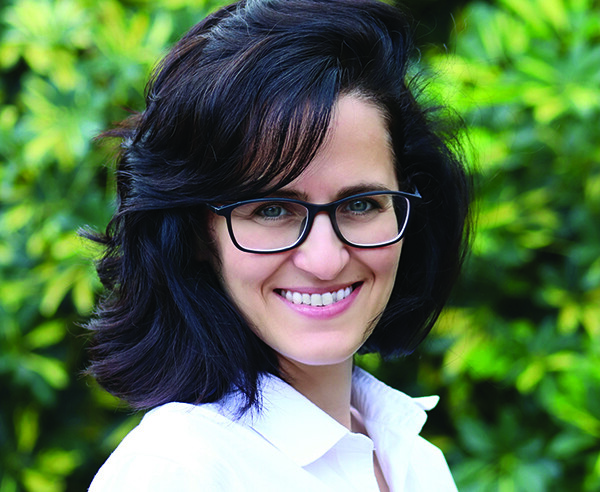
[205,188,422,254]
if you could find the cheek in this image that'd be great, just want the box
[367,241,403,284]
[216,239,287,304]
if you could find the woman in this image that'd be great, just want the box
[87,0,471,490]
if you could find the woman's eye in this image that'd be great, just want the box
[346,199,374,213]
[257,204,288,218]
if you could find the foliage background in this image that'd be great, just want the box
[1,0,598,490]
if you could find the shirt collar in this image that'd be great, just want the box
[351,367,438,446]
[220,367,438,468]
[240,375,349,466]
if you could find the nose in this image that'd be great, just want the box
[291,213,350,280]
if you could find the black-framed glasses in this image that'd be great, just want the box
[206,189,421,254]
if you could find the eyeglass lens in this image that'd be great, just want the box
[228,194,409,252]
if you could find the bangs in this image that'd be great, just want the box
[225,87,338,200]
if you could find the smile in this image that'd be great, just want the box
[276,284,358,307]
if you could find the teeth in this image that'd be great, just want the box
[279,285,355,307]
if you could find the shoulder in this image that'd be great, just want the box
[89,400,330,492]
[112,402,247,459]
[88,402,252,491]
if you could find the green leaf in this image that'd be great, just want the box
[23,354,69,390]
[24,321,66,350]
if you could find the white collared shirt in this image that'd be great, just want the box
[89,368,457,491]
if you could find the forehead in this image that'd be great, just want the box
[276,95,397,200]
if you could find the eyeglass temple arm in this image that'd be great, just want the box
[405,186,421,199]
[204,203,229,216]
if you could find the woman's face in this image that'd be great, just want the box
[210,95,403,369]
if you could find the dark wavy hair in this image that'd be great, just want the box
[85,0,471,412]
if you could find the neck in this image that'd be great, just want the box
[280,358,354,430]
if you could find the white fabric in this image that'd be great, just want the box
[89,368,457,491]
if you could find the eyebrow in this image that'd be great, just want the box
[267,183,396,202]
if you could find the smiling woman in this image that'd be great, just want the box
[85,0,471,490]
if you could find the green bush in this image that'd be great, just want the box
[1,0,598,490]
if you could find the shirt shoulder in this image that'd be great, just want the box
[89,403,244,491]
[89,402,331,492]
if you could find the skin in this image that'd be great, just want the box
[211,95,401,490]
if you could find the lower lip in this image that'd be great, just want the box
[275,284,362,319]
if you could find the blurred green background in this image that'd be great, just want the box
[1,0,599,490]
